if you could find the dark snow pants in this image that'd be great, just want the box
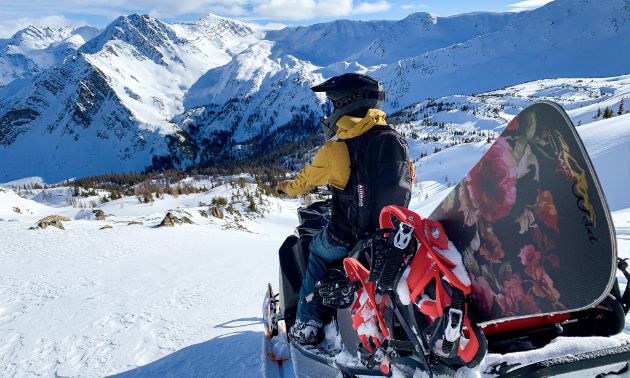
[296,226,354,326]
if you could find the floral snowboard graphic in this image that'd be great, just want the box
[430,101,616,324]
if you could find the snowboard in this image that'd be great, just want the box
[429,101,617,324]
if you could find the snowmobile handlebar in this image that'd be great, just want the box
[309,185,332,196]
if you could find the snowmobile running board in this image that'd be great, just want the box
[488,339,630,378]
[291,341,386,376]
[292,339,629,378]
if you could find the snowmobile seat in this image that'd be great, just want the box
[278,235,312,324]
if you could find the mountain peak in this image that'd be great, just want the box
[200,13,224,21]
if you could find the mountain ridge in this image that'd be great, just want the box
[0,0,627,181]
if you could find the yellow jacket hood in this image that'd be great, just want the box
[335,109,387,140]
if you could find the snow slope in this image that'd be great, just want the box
[372,0,629,109]
[578,114,630,212]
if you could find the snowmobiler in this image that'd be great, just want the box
[265,101,629,377]
[275,73,414,345]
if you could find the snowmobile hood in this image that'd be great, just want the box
[335,109,387,140]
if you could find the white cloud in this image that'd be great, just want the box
[507,0,554,10]
[254,0,391,20]
[148,4,248,19]
[0,15,87,38]
[400,3,427,10]
[354,1,391,14]
[0,0,393,33]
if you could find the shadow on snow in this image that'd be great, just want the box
[107,318,265,378]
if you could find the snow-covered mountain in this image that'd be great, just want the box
[0,25,101,86]
[0,14,270,181]
[178,0,629,164]
[373,0,629,108]
[346,11,519,66]
[0,0,628,182]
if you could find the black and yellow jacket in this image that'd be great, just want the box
[277,109,414,196]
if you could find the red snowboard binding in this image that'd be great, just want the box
[340,205,488,374]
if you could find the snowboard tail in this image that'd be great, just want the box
[430,101,617,324]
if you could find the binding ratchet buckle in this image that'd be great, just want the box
[445,308,463,342]
[393,223,414,249]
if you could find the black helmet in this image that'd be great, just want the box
[311,73,385,140]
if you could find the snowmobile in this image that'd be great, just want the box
[264,102,630,377]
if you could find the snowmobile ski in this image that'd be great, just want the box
[263,283,291,362]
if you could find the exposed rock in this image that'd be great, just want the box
[160,217,175,227]
[159,212,179,227]
[158,212,194,227]
[93,209,106,220]
[31,220,65,230]
[199,209,208,218]
[180,216,195,225]
[92,209,114,220]
[127,221,144,225]
[210,206,224,219]
[100,225,113,230]
[39,215,71,222]
[12,207,21,214]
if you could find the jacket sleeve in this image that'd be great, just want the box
[284,141,336,196]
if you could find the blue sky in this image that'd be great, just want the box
[0,0,554,38]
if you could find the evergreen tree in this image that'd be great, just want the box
[603,107,614,119]
[618,99,625,115]
[593,108,601,120]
